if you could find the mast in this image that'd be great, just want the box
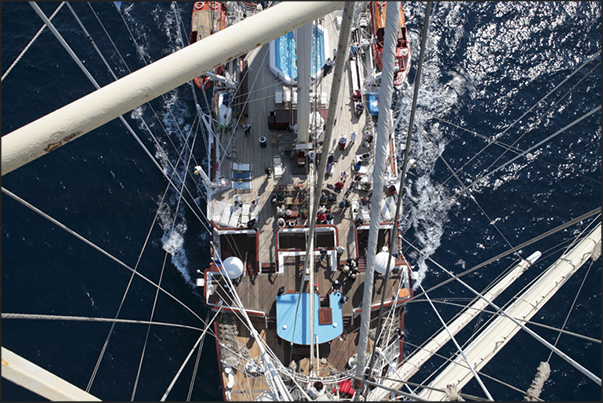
[296,19,316,371]
[300,1,355,373]
[419,224,602,400]
[355,0,400,381]
[296,23,312,143]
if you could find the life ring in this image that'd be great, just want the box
[194,77,203,89]
[194,2,204,10]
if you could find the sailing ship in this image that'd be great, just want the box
[1,2,600,401]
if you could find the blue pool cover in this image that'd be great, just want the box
[276,291,344,345]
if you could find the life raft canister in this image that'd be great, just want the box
[194,2,204,10]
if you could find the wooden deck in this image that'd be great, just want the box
[206,10,411,400]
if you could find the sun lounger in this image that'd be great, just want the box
[275,90,283,104]
[219,204,233,227]
[212,201,227,223]
[240,202,251,227]
[273,155,283,179]
[380,198,391,222]
[360,204,370,222]
[232,171,253,181]
[351,200,360,221]
[232,181,253,193]
[228,205,241,228]
[232,162,252,171]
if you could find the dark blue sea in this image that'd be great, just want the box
[1,1,600,401]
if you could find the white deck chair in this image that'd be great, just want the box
[386,196,397,219]
[355,165,369,174]
[292,91,298,105]
[360,204,370,222]
[232,162,251,171]
[240,202,251,227]
[219,204,233,227]
[380,198,391,222]
[228,205,241,228]
[273,155,283,179]
[249,204,259,224]
[275,90,283,104]
[212,201,226,223]
[284,89,291,103]
[351,200,360,221]
[232,181,253,193]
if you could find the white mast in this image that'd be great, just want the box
[369,252,542,400]
[296,23,313,143]
[1,1,343,176]
[300,1,355,373]
[355,1,400,381]
[419,224,602,400]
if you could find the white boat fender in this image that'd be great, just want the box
[224,366,235,389]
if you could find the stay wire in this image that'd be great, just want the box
[406,207,601,303]
[0,313,204,332]
[90,2,210,207]
[439,153,516,251]
[2,2,66,82]
[438,50,601,187]
[87,173,180,391]
[405,298,601,345]
[133,131,199,398]
[482,61,602,178]
[0,188,207,325]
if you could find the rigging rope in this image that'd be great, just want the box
[438,51,601,187]
[467,104,601,192]
[405,299,601,344]
[438,154,516,250]
[401,340,539,400]
[32,1,212,236]
[419,284,494,400]
[2,2,66,82]
[408,207,600,302]
[0,313,204,332]
[1,187,206,324]
[546,251,597,362]
[161,308,222,401]
[187,311,211,401]
[404,220,602,386]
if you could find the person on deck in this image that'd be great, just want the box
[317,212,327,224]
[319,247,327,262]
[326,212,334,224]
[242,123,251,136]
[338,134,347,150]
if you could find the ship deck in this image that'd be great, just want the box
[203,11,412,400]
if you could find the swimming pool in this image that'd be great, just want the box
[269,23,329,86]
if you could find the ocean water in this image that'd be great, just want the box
[1,1,600,401]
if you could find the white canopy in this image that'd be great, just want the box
[374,251,395,275]
[223,256,244,279]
